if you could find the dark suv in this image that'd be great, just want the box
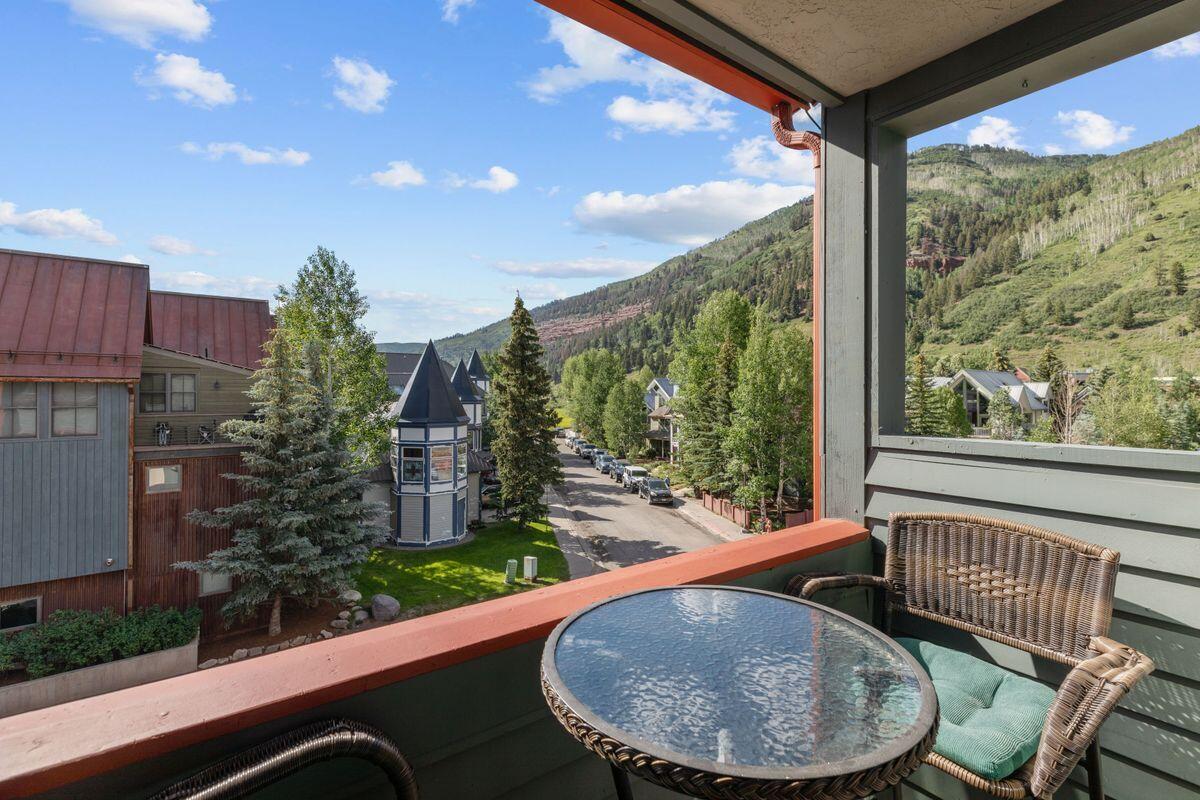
[638,478,674,505]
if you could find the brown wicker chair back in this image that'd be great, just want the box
[885,513,1120,665]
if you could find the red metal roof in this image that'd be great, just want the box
[147,290,272,371]
[0,249,148,380]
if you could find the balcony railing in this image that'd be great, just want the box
[0,519,869,800]
[134,414,251,448]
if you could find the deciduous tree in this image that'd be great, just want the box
[603,379,648,458]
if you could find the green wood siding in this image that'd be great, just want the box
[134,349,255,447]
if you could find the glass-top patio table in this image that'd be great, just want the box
[541,586,938,800]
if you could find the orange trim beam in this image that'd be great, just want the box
[0,519,866,798]
[537,0,808,113]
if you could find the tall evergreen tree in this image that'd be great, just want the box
[934,386,973,437]
[178,338,385,636]
[905,353,942,435]
[1170,261,1188,296]
[492,297,563,529]
[275,246,394,470]
[989,345,1014,372]
[603,379,648,458]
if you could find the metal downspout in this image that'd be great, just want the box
[771,103,823,520]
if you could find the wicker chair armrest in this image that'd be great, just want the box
[1030,638,1154,797]
[784,573,891,600]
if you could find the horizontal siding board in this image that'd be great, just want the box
[867,449,1199,530]
[865,489,1199,575]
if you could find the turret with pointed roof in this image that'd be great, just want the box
[392,341,468,425]
[451,359,481,404]
[466,349,490,393]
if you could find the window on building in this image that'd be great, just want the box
[139,374,167,412]
[457,442,468,480]
[0,597,39,631]
[147,464,182,493]
[429,445,454,482]
[0,382,37,439]
[401,446,424,483]
[171,374,197,412]
[50,383,98,437]
[199,572,232,596]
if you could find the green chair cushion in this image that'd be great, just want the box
[898,637,1056,781]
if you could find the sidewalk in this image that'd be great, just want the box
[673,494,751,543]
[544,486,606,579]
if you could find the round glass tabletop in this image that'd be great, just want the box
[543,585,936,781]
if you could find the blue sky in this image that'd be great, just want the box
[0,2,1196,342]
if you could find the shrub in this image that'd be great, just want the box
[0,606,200,679]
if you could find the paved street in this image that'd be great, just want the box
[552,444,727,570]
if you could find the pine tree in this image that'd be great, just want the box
[1116,296,1136,329]
[989,345,1014,372]
[934,387,972,437]
[178,338,385,637]
[905,353,942,436]
[603,379,648,458]
[1170,261,1187,296]
[491,297,563,530]
[275,247,395,469]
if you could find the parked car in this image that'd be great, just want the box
[597,455,616,473]
[578,444,596,459]
[589,448,609,465]
[576,441,593,455]
[610,459,630,480]
[639,478,674,505]
[622,466,649,491]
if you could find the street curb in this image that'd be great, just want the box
[673,496,750,544]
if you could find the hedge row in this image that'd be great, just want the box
[0,605,201,679]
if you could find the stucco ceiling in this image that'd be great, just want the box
[682,0,1063,98]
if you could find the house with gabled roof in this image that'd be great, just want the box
[946,369,1049,431]
[644,376,679,461]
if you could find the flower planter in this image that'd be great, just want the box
[0,635,198,719]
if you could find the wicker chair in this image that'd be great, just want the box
[787,512,1154,800]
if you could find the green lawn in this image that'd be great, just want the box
[354,520,570,617]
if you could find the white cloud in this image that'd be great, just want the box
[470,166,520,193]
[967,115,1024,149]
[152,271,275,298]
[181,141,310,166]
[61,0,211,48]
[1043,143,1066,156]
[138,53,236,108]
[527,14,734,136]
[369,161,427,189]
[492,257,656,278]
[727,136,814,182]
[0,200,118,245]
[509,281,569,303]
[574,180,810,246]
[441,0,475,23]
[331,56,394,113]
[367,289,504,339]
[119,253,144,263]
[148,234,215,256]
[1152,32,1200,58]
[606,95,734,134]
[1054,110,1134,151]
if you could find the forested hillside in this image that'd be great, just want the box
[908,127,1200,373]
[403,126,1199,376]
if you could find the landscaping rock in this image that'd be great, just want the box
[340,589,362,605]
[330,619,350,629]
[319,629,333,640]
[230,648,249,662]
[337,610,351,620]
[217,657,229,666]
[351,605,364,614]
[248,646,264,657]
[292,636,307,647]
[278,640,290,650]
[199,659,219,670]
[265,644,279,654]
[352,609,370,625]
[372,593,401,622]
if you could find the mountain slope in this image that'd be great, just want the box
[420,126,1200,375]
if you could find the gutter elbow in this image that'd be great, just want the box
[771,102,821,166]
